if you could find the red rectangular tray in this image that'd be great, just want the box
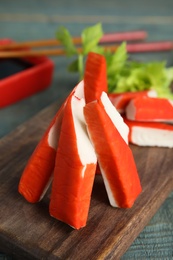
[0,39,54,108]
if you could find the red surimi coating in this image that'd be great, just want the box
[84,94,142,208]
[126,96,173,123]
[108,90,157,113]
[84,52,108,103]
[18,103,65,203]
[84,52,108,175]
[49,94,97,229]
[18,81,84,203]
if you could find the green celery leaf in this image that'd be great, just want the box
[164,67,173,86]
[67,55,84,80]
[107,46,173,100]
[152,66,173,99]
[55,24,173,100]
[68,59,79,72]
[56,26,77,56]
[81,23,103,55]
[106,42,128,75]
[78,54,84,80]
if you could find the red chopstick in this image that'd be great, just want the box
[100,30,148,43]
[126,41,173,53]
[0,30,147,51]
[0,41,173,58]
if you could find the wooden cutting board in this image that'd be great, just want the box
[0,100,173,260]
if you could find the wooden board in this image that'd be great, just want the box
[0,101,173,260]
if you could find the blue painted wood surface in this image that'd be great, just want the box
[0,0,173,259]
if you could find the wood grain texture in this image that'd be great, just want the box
[0,101,173,260]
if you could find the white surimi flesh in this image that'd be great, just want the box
[71,95,97,168]
[48,104,66,149]
[42,80,86,200]
[48,80,85,149]
[94,92,130,207]
[125,100,136,121]
[101,92,129,144]
[147,90,158,98]
[74,80,85,99]
[130,126,173,148]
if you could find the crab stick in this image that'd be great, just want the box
[84,92,141,208]
[18,103,65,203]
[124,117,173,148]
[18,80,84,203]
[96,90,130,174]
[49,94,97,229]
[108,89,157,114]
[84,52,108,103]
[126,96,173,123]
[84,52,108,174]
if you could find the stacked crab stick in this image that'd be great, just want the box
[115,95,173,147]
[84,51,108,174]
[84,52,108,102]
[124,118,173,148]
[18,103,65,203]
[126,96,173,123]
[49,94,97,229]
[84,92,141,208]
[19,52,142,229]
[18,81,84,203]
[49,53,109,228]
[108,90,157,114]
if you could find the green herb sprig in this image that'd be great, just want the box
[56,23,173,99]
[56,23,104,79]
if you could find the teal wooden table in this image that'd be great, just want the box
[0,0,173,259]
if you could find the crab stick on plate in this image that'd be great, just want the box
[18,81,84,203]
[108,90,157,114]
[84,52,108,103]
[126,96,173,123]
[84,92,142,208]
[124,117,173,148]
[49,94,97,229]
